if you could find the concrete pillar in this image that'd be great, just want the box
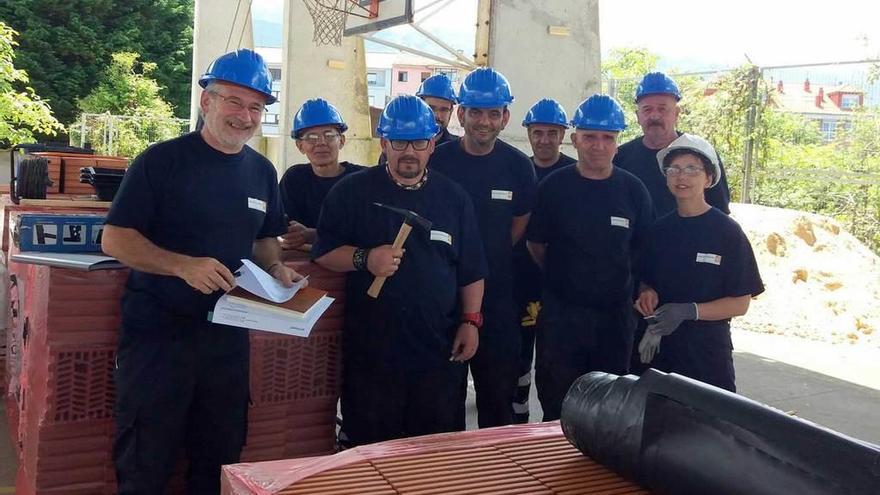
[190,0,255,130]
[487,0,601,156]
[277,0,374,172]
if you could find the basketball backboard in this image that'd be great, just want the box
[343,0,413,37]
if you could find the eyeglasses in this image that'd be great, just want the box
[208,91,265,114]
[663,165,705,177]
[300,131,341,145]
[389,140,430,151]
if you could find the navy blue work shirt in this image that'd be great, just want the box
[429,139,537,304]
[279,161,365,228]
[312,165,487,370]
[640,207,764,311]
[513,153,577,302]
[106,132,287,319]
[527,165,654,308]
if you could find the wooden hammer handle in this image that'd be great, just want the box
[367,222,413,298]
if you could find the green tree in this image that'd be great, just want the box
[73,51,185,158]
[0,0,194,125]
[0,21,62,147]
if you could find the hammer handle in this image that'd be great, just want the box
[367,222,412,298]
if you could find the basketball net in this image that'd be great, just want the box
[302,0,355,46]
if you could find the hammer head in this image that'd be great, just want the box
[373,202,433,231]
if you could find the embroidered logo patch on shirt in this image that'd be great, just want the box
[430,230,453,245]
[491,189,514,201]
[696,252,722,265]
[610,216,630,228]
[248,197,267,213]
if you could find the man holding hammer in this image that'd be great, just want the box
[313,95,487,446]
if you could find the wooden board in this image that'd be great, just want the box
[19,199,112,209]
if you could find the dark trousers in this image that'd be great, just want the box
[650,323,737,392]
[342,358,466,446]
[457,302,520,429]
[113,316,249,495]
[513,298,541,423]
[535,292,635,421]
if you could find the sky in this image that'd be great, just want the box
[252,0,880,71]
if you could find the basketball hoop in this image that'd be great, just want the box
[302,0,379,46]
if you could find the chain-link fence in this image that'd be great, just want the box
[603,59,880,253]
[69,113,190,159]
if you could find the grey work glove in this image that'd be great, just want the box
[638,331,662,364]
[647,302,698,336]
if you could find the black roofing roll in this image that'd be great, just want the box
[561,369,880,495]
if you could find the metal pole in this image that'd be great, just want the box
[410,24,476,68]
[108,115,115,156]
[79,114,87,148]
[474,0,491,66]
[359,35,473,70]
[741,67,760,204]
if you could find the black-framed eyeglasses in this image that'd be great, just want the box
[663,165,705,177]
[299,131,341,145]
[208,91,265,114]
[389,139,430,151]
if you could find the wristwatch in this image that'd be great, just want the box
[461,311,483,329]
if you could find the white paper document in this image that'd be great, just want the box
[210,293,334,338]
[234,259,307,303]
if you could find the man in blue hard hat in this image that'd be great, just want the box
[614,72,730,216]
[416,73,460,147]
[279,98,365,250]
[526,94,653,421]
[102,48,305,494]
[377,73,459,166]
[313,95,486,445]
[430,67,537,429]
[512,98,576,423]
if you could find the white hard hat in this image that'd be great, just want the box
[656,133,721,187]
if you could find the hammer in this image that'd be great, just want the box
[367,202,433,298]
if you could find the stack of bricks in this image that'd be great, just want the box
[1,207,345,495]
[240,256,345,462]
[222,423,652,495]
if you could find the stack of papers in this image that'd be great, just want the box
[210,260,334,337]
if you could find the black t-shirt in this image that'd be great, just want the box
[429,139,537,304]
[312,165,487,370]
[106,132,287,318]
[615,135,731,217]
[527,165,654,307]
[640,207,764,311]
[279,161,365,228]
[639,207,764,351]
[513,153,578,302]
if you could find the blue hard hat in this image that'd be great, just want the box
[377,95,440,140]
[292,99,348,138]
[635,72,681,102]
[570,94,627,131]
[416,74,458,103]
[457,67,514,108]
[199,49,276,104]
[522,99,568,127]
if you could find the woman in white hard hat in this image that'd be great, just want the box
[633,133,764,391]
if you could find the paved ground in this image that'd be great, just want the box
[3,329,878,491]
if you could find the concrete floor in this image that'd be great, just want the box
[3,335,879,492]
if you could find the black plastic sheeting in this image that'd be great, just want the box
[561,369,880,495]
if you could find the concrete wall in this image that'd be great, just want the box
[278,0,375,171]
[487,0,601,156]
[189,0,255,130]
